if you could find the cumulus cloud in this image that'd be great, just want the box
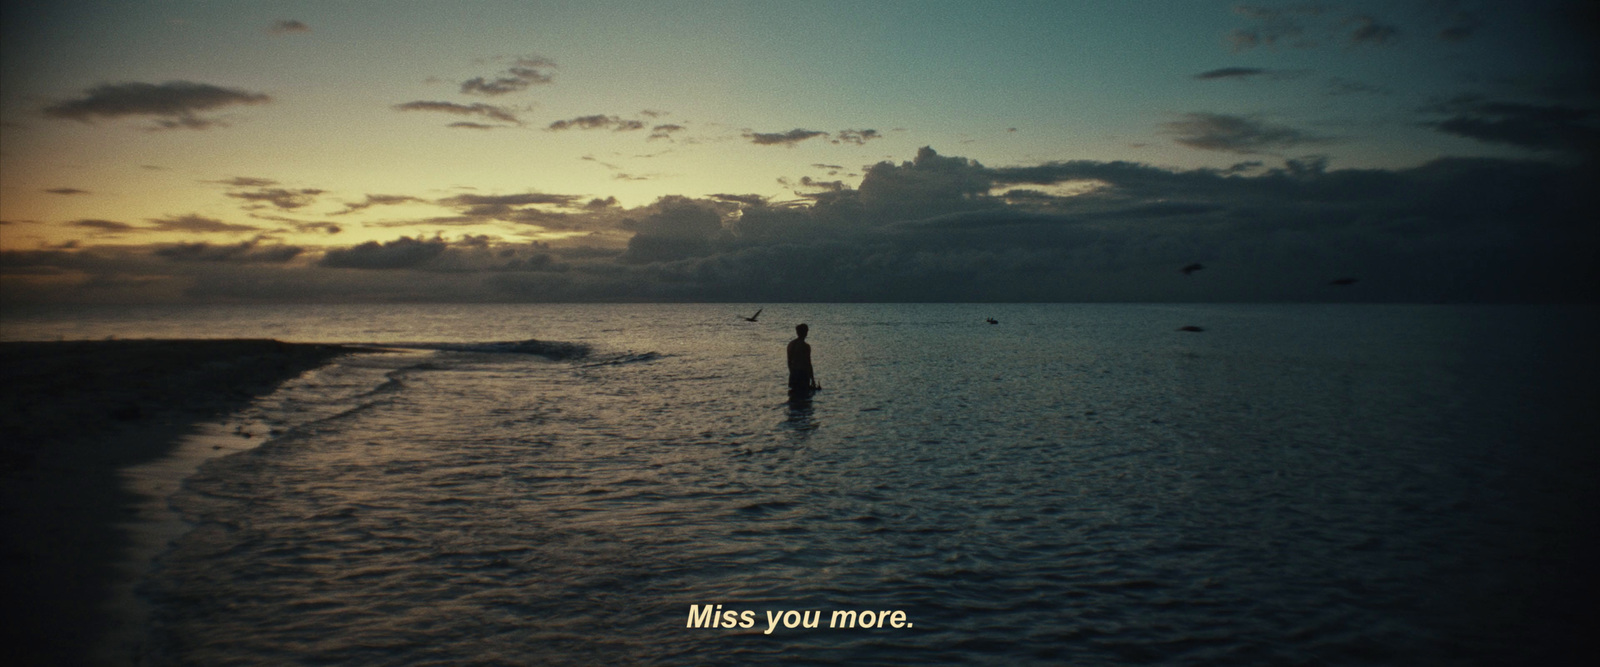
[43,81,270,129]
[320,236,449,269]
[394,100,521,125]
[226,188,325,210]
[1195,67,1267,80]
[746,129,827,146]
[460,57,556,96]
[548,115,646,131]
[155,239,303,263]
[1164,113,1329,154]
[268,19,310,35]
[12,147,1596,304]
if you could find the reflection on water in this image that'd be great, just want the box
[120,304,1596,665]
[783,390,818,440]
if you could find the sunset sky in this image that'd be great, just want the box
[2,1,1595,303]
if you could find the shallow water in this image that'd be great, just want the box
[9,303,1596,664]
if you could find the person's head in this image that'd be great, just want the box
[795,323,809,339]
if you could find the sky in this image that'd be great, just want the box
[1,0,1595,303]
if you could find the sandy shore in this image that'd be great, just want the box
[0,339,365,666]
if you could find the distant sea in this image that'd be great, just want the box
[4,303,1597,665]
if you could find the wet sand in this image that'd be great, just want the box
[0,340,364,666]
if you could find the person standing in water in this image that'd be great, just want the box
[787,323,821,391]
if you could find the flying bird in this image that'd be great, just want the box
[1177,325,1205,332]
[742,308,763,322]
[986,318,999,325]
[1328,278,1359,286]
[1181,263,1205,275]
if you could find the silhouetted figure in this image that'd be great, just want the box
[1328,278,1359,286]
[986,318,999,325]
[1178,325,1205,332]
[787,323,821,391]
[743,308,763,322]
[1181,263,1205,275]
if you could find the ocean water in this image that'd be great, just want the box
[6,303,1597,665]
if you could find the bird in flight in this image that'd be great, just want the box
[1328,278,1359,286]
[743,308,763,322]
[986,318,999,325]
[1181,263,1205,275]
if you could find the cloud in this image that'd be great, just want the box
[13,147,1596,305]
[834,129,881,145]
[460,57,556,96]
[1422,97,1600,157]
[226,188,325,210]
[432,192,606,229]
[211,176,278,187]
[1326,77,1388,96]
[1195,67,1267,80]
[319,236,449,269]
[746,129,827,146]
[69,219,136,232]
[43,81,270,129]
[268,20,310,35]
[649,123,686,140]
[1164,113,1329,154]
[44,188,90,195]
[155,239,303,263]
[147,214,260,233]
[710,193,769,206]
[1346,15,1398,46]
[448,122,496,130]
[548,115,646,131]
[1225,4,1320,51]
[336,194,425,215]
[394,101,521,125]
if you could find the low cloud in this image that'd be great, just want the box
[155,239,303,263]
[69,219,135,233]
[336,194,425,215]
[210,176,278,187]
[548,115,645,131]
[461,57,556,96]
[14,147,1596,304]
[147,214,260,233]
[268,20,310,35]
[834,129,881,145]
[746,129,827,146]
[394,100,521,125]
[45,188,90,195]
[649,123,685,140]
[1195,67,1267,80]
[227,188,324,210]
[43,81,270,130]
[1225,4,1320,51]
[1346,15,1398,46]
[1422,97,1600,158]
[318,236,450,269]
[1164,112,1328,154]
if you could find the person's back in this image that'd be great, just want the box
[787,323,819,391]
